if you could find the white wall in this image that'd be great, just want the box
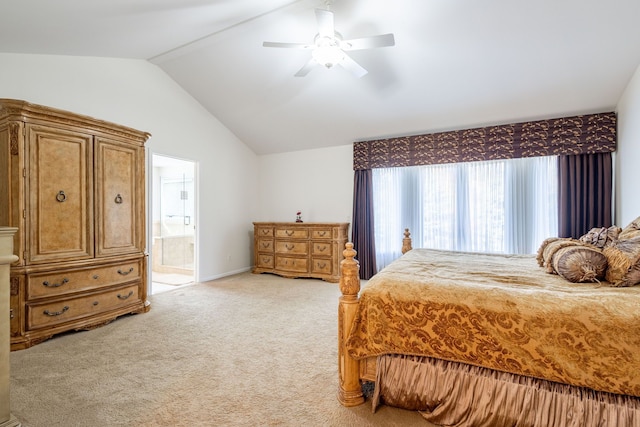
[0,53,258,282]
[615,63,640,227]
[256,145,354,232]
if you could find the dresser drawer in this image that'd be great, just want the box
[257,238,274,253]
[275,241,308,255]
[275,228,308,239]
[27,260,142,299]
[312,258,333,275]
[256,227,274,237]
[27,283,140,330]
[311,228,333,239]
[276,256,308,273]
[312,241,333,257]
[257,254,274,268]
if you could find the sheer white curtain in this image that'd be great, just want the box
[372,156,558,270]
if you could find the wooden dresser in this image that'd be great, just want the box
[253,222,349,283]
[0,99,150,350]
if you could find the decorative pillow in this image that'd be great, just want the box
[551,245,608,283]
[603,236,640,287]
[536,237,562,267]
[619,216,640,241]
[579,226,621,248]
[540,238,584,274]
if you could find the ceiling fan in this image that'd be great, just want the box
[262,4,395,78]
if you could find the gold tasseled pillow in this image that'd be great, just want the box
[603,236,640,287]
[539,238,584,274]
[551,245,608,283]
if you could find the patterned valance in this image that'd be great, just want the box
[353,112,616,170]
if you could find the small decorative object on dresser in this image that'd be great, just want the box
[0,99,151,350]
[253,222,349,282]
[295,211,303,223]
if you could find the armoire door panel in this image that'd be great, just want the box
[27,125,93,263]
[95,138,141,256]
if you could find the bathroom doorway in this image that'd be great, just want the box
[150,154,196,294]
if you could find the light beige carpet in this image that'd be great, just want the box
[10,272,433,427]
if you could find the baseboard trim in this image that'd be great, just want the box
[198,267,252,283]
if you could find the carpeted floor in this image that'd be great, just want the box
[9,272,433,426]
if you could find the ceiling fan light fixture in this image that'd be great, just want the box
[312,45,344,68]
[262,7,395,77]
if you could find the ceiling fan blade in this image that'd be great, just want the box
[315,9,335,38]
[341,33,395,51]
[263,41,313,49]
[340,53,368,78]
[294,58,317,77]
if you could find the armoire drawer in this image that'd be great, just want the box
[26,283,141,330]
[26,260,142,299]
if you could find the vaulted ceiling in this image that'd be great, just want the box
[2,0,639,154]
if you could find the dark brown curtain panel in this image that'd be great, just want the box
[558,152,613,238]
[352,169,377,279]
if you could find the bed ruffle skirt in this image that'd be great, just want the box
[373,354,640,427]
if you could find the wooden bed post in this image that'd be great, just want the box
[337,242,365,406]
[402,228,412,254]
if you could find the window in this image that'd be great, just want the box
[372,156,558,270]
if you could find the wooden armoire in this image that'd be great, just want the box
[0,99,151,350]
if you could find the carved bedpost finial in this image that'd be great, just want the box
[402,228,413,254]
[339,242,360,298]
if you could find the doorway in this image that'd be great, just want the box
[150,154,196,294]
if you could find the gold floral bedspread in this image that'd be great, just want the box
[346,248,640,397]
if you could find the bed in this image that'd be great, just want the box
[337,224,640,426]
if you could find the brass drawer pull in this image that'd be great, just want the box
[55,190,67,202]
[318,262,327,268]
[262,242,270,248]
[117,267,134,276]
[261,229,269,235]
[318,231,327,236]
[115,193,123,204]
[286,230,294,236]
[43,278,69,288]
[117,291,134,300]
[285,244,294,250]
[317,245,327,252]
[44,306,69,316]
